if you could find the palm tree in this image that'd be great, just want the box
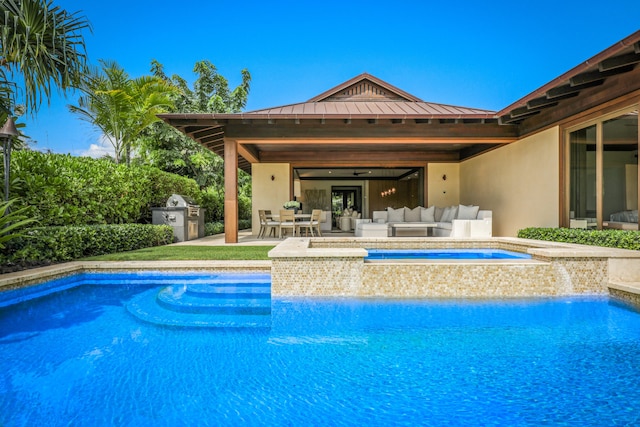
[69,60,177,164]
[0,0,90,114]
[0,0,89,213]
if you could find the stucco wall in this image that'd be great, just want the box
[427,163,460,207]
[460,127,560,236]
[251,163,291,234]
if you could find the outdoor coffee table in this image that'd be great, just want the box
[390,223,437,237]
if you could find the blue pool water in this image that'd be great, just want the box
[1,272,640,426]
[365,248,532,260]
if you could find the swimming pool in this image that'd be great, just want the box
[1,272,640,426]
[365,248,531,261]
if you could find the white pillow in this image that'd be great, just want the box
[441,206,458,222]
[421,205,436,222]
[404,206,421,222]
[387,207,405,223]
[457,204,480,220]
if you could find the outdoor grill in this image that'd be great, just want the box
[151,194,205,242]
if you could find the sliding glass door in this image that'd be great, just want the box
[567,108,638,229]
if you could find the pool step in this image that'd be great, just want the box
[126,281,272,329]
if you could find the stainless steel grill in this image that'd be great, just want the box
[167,194,200,217]
[152,194,205,242]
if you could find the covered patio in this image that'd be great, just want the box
[160,31,640,243]
[160,73,518,242]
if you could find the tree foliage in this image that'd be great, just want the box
[136,60,253,221]
[68,59,176,164]
[139,60,251,189]
[0,0,90,114]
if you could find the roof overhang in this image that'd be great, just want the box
[159,31,640,175]
[159,115,519,174]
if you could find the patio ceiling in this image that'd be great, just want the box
[159,30,640,175]
[295,167,421,180]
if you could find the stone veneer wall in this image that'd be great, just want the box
[535,257,610,294]
[609,288,640,307]
[361,263,561,297]
[270,238,620,297]
[271,257,363,296]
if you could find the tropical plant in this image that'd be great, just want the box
[138,60,251,189]
[68,59,177,165]
[0,0,90,114]
[0,199,35,249]
[9,150,200,226]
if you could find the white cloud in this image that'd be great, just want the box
[78,134,116,159]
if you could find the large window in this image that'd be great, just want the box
[567,108,638,229]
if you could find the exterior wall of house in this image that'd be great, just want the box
[251,163,291,234]
[460,126,560,236]
[427,163,460,207]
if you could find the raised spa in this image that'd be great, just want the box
[365,248,532,261]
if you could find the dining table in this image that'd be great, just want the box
[266,213,311,220]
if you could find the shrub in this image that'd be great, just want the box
[1,224,174,266]
[517,227,640,251]
[204,219,252,236]
[8,151,200,226]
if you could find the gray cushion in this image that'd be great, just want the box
[387,207,405,222]
[441,206,458,222]
[457,204,480,220]
[434,206,445,222]
[421,205,436,222]
[404,206,421,222]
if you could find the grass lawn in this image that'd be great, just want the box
[83,245,275,261]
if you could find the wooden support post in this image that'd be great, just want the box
[224,139,239,243]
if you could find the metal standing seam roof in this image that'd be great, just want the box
[243,101,496,118]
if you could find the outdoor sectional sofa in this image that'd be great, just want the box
[356,205,492,238]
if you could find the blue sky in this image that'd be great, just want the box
[19,0,640,157]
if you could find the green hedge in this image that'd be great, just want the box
[8,151,200,226]
[2,224,174,265]
[204,219,252,236]
[517,227,640,250]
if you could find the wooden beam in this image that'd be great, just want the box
[570,65,635,86]
[259,150,460,162]
[189,126,224,139]
[237,143,260,164]
[527,93,578,108]
[197,130,225,143]
[224,140,238,244]
[546,80,604,99]
[221,121,518,140]
[599,52,640,71]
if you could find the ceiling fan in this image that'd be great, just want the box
[352,170,369,176]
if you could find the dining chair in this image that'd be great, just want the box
[310,209,323,236]
[278,209,296,238]
[258,210,279,238]
[298,209,322,237]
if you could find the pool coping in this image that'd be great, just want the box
[2,237,640,301]
[0,260,271,292]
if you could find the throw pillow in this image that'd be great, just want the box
[421,205,436,222]
[441,206,458,222]
[404,206,421,222]
[435,206,445,222]
[457,204,480,220]
[387,207,405,223]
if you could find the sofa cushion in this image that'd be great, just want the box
[441,206,458,222]
[457,204,480,220]
[436,221,453,230]
[434,206,445,222]
[387,207,405,222]
[420,205,436,222]
[404,206,421,222]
